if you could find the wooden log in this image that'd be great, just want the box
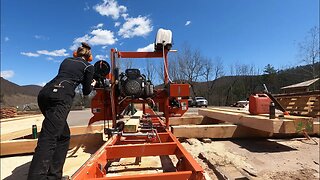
[0,107,17,119]
[199,108,314,134]
[1,133,103,156]
[172,124,272,138]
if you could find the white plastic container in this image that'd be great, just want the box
[155,28,173,51]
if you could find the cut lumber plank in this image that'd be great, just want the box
[199,108,314,134]
[207,107,312,121]
[169,115,222,126]
[70,124,104,135]
[1,124,104,141]
[123,111,143,133]
[1,133,103,156]
[124,119,140,132]
[169,115,204,125]
[0,114,42,123]
[0,115,44,141]
[1,139,37,156]
[1,128,38,141]
[172,124,272,138]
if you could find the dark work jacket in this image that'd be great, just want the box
[39,57,94,105]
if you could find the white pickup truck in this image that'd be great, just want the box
[188,97,208,107]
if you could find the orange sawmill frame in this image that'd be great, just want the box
[71,49,204,179]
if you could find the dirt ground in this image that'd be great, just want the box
[1,108,319,179]
[181,137,320,180]
[2,137,319,180]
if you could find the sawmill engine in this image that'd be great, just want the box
[119,69,154,98]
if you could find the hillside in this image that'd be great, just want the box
[0,77,42,107]
[1,62,319,108]
[192,62,320,106]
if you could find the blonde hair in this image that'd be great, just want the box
[76,42,92,59]
[77,46,91,58]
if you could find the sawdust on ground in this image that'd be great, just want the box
[181,137,320,180]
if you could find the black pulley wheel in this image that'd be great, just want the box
[94,60,110,78]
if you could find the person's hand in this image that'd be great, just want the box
[91,79,97,87]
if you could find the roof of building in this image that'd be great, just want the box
[281,78,319,90]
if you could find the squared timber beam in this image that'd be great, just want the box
[198,108,314,133]
[171,124,272,138]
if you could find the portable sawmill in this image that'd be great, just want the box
[71,29,205,180]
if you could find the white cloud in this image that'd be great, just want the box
[70,34,91,50]
[37,49,69,57]
[34,35,49,40]
[137,43,154,52]
[121,13,129,19]
[185,21,191,26]
[46,57,54,60]
[90,29,117,45]
[1,70,15,79]
[118,16,153,38]
[21,52,40,57]
[84,2,90,11]
[94,23,104,29]
[34,35,42,39]
[114,22,121,27]
[94,0,127,20]
[70,29,117,50]
[95,54,109,60]
[4,37,9,42]
[53,60,62,63]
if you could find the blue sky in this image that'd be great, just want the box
[1,0,319,86]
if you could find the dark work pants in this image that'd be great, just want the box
[28,87,72,180]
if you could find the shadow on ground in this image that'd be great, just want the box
[231,139,297,153]
[4,162,30,180]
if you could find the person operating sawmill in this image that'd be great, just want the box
[27,42,96,180]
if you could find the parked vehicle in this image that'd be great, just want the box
[188,98,195,107]
[188,97,208,107]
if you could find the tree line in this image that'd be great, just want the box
[73,26,319,107]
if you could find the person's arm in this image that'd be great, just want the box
[82,65,94,95]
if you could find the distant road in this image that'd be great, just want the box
[66,107,204,127]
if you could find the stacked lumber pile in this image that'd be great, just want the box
[0,107,17,119]
[274,91,320,117]
[171,107,319,138]
[1,124,105,156]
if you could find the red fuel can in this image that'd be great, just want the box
[249,94,272,115]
